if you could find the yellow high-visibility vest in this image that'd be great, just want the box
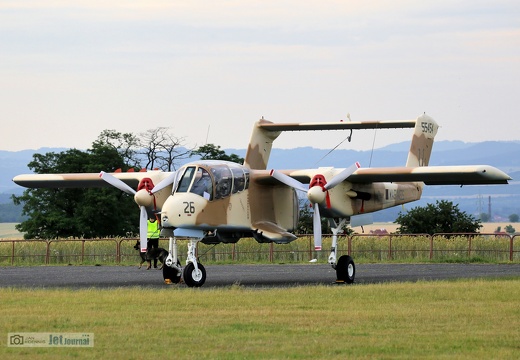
[147,220,160,239]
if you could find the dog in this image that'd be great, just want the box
[133,240,169,270]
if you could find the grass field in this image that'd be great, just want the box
[0,223,21,239]
[1,279,519,359]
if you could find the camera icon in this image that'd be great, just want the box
[10,335,24,345]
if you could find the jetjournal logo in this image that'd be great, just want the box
[8,333,94,347]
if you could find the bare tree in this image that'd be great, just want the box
[139,127,192,171]
[91,130,141,169]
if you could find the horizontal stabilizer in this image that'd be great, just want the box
[258,120,416,132]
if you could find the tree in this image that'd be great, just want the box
[504,225,516,234]
[92,129,140,169]
[479,213,490,222]
[191,144,244,163]
[296,199,314,234]
[509,214,519,223]
[139,127,191,171]
[395,200,482,235]
[13,145,138,239]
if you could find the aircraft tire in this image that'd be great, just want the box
[163,261,182,284]
[336,255,355,284]
[183,262,206,287]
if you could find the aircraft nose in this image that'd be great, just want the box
[160,193,208,229]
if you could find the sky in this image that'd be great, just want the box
[1,1,519,152]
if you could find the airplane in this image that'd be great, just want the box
[13,113,511,287]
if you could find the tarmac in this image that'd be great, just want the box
[1,263,519,289]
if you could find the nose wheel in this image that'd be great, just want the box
[183,262,206,287]
[163,234,208,287]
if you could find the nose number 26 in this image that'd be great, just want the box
[183,201,195,214]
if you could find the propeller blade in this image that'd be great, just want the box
[151,171,178,194]
[139,206,148,252]
[99,171,136,195]
[313,203,322,251]
[269,170,308,192]
[324,162,360,190]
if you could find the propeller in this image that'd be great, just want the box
[270,162,360,251]
[98,171,178,253]
[151,171,178,193]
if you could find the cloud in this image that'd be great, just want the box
[0,1,519,151]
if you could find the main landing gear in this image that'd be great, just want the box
[328,219,355,284]
[163,236,207,287]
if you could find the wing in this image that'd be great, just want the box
[13,171,174,189]
[350,165,511,185]
[253,165,511,186]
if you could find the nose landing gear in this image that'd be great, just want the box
[162,233,208,287]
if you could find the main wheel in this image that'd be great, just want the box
[336,255,355,284]
[163,260,182,284]
[183,262,206,287]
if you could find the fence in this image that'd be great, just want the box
[0,233,518,265]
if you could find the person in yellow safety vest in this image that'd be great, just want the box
[147,217,161,268]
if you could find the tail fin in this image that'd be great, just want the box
[406,113,439,167]
[244,118,282,170]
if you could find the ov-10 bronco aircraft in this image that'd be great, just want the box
[13,114,511,287]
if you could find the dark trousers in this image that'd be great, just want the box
[147,238,159,267]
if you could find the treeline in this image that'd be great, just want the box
[11,127,245,238]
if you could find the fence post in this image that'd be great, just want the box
[45,240,51,264]
[468,235,472,258]
[116,239,121,264]
[11,241,15,265]
[511,235,515,262]
[81,240,85,263]
[388,235,393,260]
[429,235,433,260]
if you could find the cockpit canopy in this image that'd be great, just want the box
[174,161,250,200]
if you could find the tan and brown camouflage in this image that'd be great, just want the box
[13,114,511,246]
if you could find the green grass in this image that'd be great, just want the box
[1,279,519,359]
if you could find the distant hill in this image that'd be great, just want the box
[2,141,519,222]
[0,148,68,194]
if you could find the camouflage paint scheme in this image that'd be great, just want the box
[13,114,511,246]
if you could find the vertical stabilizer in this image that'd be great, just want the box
[244,118,282,170]
[406,114,439,167]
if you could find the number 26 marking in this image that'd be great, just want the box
[183,201,195,214]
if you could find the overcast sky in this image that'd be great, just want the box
[1,1,519,153]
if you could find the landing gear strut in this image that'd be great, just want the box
[328,218,356,284]
[182,239,206,287]
[163,236,182,284]
[162,235,208,287]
